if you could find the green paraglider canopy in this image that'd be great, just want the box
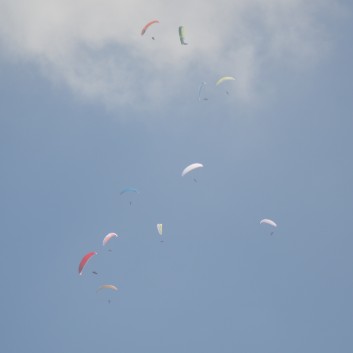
[179,26,188,45]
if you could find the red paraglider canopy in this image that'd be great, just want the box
[141,20,159,35]
[78,251,97,275]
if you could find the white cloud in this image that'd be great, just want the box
[0,0,339,111]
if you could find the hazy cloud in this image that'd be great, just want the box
[0,0,338,111]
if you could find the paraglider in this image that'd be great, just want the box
[141,20,159,36]
[260,218,277,235]
[216,76,235,95]
[181,163,204,177]
[120,187,139,206]
[78,251,97,275]
[198,82,208,101]
[102,232,118,246]
[178,26,188,45]
[97,284,118,304]
[92,271,98,275]
[157,223,163,242]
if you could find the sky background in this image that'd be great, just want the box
[0,1,353,352]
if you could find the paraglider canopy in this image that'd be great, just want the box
[78,251,97,275]
[157,224,163,236]
[141,20,159,36]
[260,219,277,227]
[178,26,188,45]
[182,163,204,177]
[120,187,139,195]
[102,232,118,246]
[216,76,235,86]
[97,284,118,292]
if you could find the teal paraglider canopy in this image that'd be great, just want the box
[120,187,139,195]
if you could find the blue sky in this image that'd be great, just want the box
[1,1,353,353]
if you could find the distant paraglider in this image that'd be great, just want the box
[157,223,163,242]
[216,76,235,95]
[97,284,118,304]
[78,251,97,275]
[120,187,139,205]
[260,218,277,235]
[179,26,188,45]
[198,82,208,101]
